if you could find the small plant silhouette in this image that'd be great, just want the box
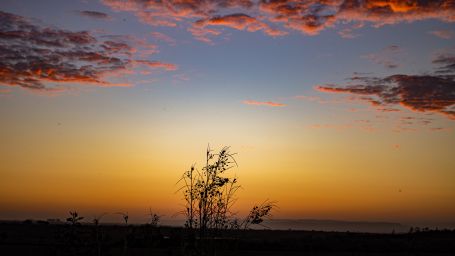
[116,212,129,225]
[148,208,161,227]
[66,211,84,225]
[116,212,130,256]
[93,213,107,256]
[92,213,107,226]
[242,200,276,229]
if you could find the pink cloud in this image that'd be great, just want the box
[243,100,286,107]
[133,60,178,71]
[429,29,454,39]
[151,31,176,46]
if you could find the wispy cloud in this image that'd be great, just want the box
[133,60,178,71]
[307,123,376,132]
[150,31,176,46]
[194,13,287,38]
[432,53,455,74]
[429,29,454,39]
[243,100,286,107]
[362,45,401,69]
[75,10,112,20]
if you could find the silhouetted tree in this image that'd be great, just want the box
[178,146,240,238]
[178,145,275,255]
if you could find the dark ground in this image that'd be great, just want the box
[0,221,454,255]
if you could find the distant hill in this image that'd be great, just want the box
[6,218,454,234]
[157,218,407,233]
[259,219,408,233]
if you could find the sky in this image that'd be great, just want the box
[1,0,454,227]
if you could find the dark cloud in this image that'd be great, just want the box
[316,74,455,120]
[433,54,455,74]
[0,11,176,92]
[76,10,112,20]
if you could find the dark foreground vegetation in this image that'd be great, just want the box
[3,147,453,255]
[1,221,455,256]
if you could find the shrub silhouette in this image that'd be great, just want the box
[178,145,276,245]
[178,146,240,237]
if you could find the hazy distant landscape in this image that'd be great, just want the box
[147,219,409,233]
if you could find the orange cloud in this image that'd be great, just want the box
[0,11,175,93]
[187,25,221,44]
[133,60,178,71]
[243,100,286,107]
[102,0,455,39]
[195,13,287,37]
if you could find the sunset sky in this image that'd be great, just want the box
[1,0,455,227]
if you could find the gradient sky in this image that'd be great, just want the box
[1,0,455,226]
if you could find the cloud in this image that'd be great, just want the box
[429,29,454,39]
[338,28,357,39]
[307,122,376,132]
[102,0,254,27]
[432,53,455,73]
[187,25,221,44]
[76,10,112,20]
[151,31,176,46]
[260,0,455,35]
[316,74,455,120]
[195,13,287,37]
[0,11,176,93]
[133,60,178,71]
[338,22,363,38]
[243,100,286,107]
[101,0,455,40]
[362,45,401,69]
